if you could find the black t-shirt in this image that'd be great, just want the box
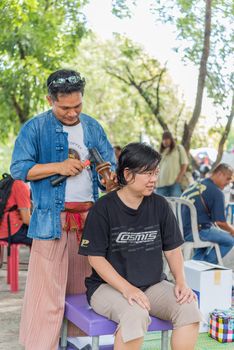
[79,191,183,303]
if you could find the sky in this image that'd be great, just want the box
[83,0,224,125]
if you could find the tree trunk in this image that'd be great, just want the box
[212,93,234,169]
[11,95,28,124]
[182,0,212,152]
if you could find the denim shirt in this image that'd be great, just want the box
[10,110,116,240]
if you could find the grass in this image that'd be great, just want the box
[142,332,233,350]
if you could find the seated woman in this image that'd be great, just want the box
[79,142,202,350]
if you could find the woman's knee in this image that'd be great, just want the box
[122,305,149,327]
[171,300,202,329]
[119,306,150,343]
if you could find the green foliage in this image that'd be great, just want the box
[0,0,88,140]
[111,0,233,153]
[153,0,233,107]
[72,33,187,148]
[72,34,147,146]
[111,0,137,18]
[226,127,234,151]
[0,135,16,174]
[112,0,233,105]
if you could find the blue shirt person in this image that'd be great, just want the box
[10,69,116,350]
[11,111,115,239]
[181,163,234,264]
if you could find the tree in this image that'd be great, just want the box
[181,0,211,151]
[212,93,234,168]
[0,0,88,140]
[74,33,186,147]
[112,0,234,153]
[106,62,169,131]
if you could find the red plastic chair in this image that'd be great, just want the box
[0,241,29,292]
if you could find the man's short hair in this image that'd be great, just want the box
[47,69,86,100]
[212,163,233,175]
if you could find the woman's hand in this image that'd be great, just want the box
[122,285,150,310]
[100,171,118,185]
[174,282,196,304]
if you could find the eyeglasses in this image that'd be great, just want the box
[138,169,160,179]
[48,75,85,88]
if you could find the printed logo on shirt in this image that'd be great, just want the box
[68,148,80,160]
[182,182,207,204]
[116,231,158,244]
[81,239,90,247]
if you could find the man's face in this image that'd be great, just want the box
[216,171,233,190]
[47,91,83,126]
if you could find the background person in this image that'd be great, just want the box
[10,69,116,350]
[114,145,122,161]
[79,142,201,350]
[0,179,32,245]
[181,163,234,264]
[157,131,188,197]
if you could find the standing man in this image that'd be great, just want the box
[181,163,234,264]
[10,69,116,350]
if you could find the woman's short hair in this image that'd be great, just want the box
[117,142,161,186]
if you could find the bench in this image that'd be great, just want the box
[60,294,173,350]
[0,241,29,292]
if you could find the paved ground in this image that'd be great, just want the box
[0,246,233,350]
[0,246,28,350]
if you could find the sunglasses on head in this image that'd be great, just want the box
[48,75,84,88]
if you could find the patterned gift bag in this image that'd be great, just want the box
[208,308,234,343]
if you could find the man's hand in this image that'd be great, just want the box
[216,220,234,237]
[58,158,85,177]
[122,285,150,310]
[174,282,196,304]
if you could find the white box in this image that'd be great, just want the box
[184,260,232,332]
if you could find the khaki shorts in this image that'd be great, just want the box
[90,280,202,343]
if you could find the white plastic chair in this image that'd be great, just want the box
[166,197,223,266]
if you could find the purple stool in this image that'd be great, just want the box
[60,294,172,350]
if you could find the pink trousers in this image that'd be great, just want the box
[19,212,91,350]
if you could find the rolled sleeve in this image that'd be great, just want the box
[11,160,36,181]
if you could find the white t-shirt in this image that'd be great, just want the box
[63,123,94,203]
